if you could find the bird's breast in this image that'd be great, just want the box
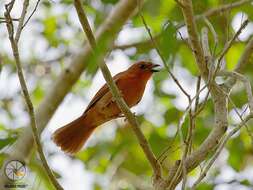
[118,77,147,107]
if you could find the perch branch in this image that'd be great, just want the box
[73,0,163,184]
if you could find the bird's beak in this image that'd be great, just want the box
[151,64,161,72]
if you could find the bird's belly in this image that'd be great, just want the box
[88,96,121,126]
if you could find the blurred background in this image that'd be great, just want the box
[1,0,253,189]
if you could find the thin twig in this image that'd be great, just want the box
[138,4,202,185]
[0,17,19,23]
[218,70,253,113]
[217,19,249,64]
[22,0,41,29]
[138,4,190,101]
[4,2,63,190]
[208,19,249,95]
[188,76,202,154]
[203,17,218,57]
[235,36,253,72]
[165,1,253,187]
[200,0,251,18]
[176,0,252,29]
[73,0,163,184]
[157,83,209,163]
[225,36,253,89]
[166,86,210,189]
[192,90,210,117]
[15,0,29,43]
[166,0,227,188]
[228,97,252,139]
[181,78,204,190]
[114,0,251,53]
[166,2,212,187]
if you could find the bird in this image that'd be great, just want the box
[52,61,160,154]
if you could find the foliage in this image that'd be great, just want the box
[0,0,253,189]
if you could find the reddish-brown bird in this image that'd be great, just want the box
[52,61,160,154]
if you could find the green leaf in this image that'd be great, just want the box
[196,183,214,190]
[158,22,178,61]
[42,16,60,47]
[32,85,44,106]
[240,179,251,186]
[226,43,245,70]
[164,107,180,124]
[149,128,169,156]
[179,45,198,74]
[228,137,246,171]
[0,153,8,167]
[101,0,119,4]
[0,137,16,150]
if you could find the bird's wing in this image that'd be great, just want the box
[83,72,123,114]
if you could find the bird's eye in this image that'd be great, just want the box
[139,64,146,69]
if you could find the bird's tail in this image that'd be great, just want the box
[52,116,95,154]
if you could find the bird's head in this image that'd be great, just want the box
[127,61,160,78]
[126,61,160,81]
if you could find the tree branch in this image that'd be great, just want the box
[165,0,230,188]
[22,0,41,29]
[176,0,252,29]
[73,0,163,185]
[3,1,63,190]
[225,36,253,89]
[218,70,253,113]
[165,1,253,187]
[217,19,249,64]
[197,0,252,19]
[14,0,29,43]
[177,0,208,79]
